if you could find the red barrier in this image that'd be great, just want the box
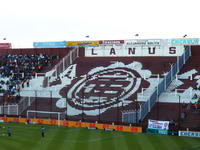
[116,125,123,131]
[0,117,142,133]
[89,123,96,128]
[63,121,69,126]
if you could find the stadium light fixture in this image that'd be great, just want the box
[135,34,139,37]
[183,34,187,38]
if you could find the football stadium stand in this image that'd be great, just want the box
[0,39,200,132]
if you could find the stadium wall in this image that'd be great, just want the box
[78,47,85,57]
[190,45,200,56]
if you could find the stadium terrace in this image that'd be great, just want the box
[0,38,200,140]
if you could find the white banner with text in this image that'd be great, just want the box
[85,45,184,57]
[148,119,169,130]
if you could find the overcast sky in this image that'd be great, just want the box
[0,0,200,47]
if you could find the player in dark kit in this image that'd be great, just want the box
[40,126,45,137]
[7,127,12,137]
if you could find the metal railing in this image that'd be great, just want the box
[122,46,191,123]
[0,96,35,116]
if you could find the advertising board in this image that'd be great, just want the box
[0,43,12,49]
[33,41,66,48]
[66,41,99,47]
[125,39,161,46]
[148,119,169,130]
[171,39,199,45]
[147,128,168,135]
[99,40,124,45]
[179,131,200,138]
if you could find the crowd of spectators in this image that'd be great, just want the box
[0,54,56,104]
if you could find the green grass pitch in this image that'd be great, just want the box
[0,122,200,150]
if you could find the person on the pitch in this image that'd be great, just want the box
[7,127,12,137]
[40,126,45,137]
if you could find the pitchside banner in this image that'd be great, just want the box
[179,131,200,138]
[148,119,169,130]
[33,41,66,48]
